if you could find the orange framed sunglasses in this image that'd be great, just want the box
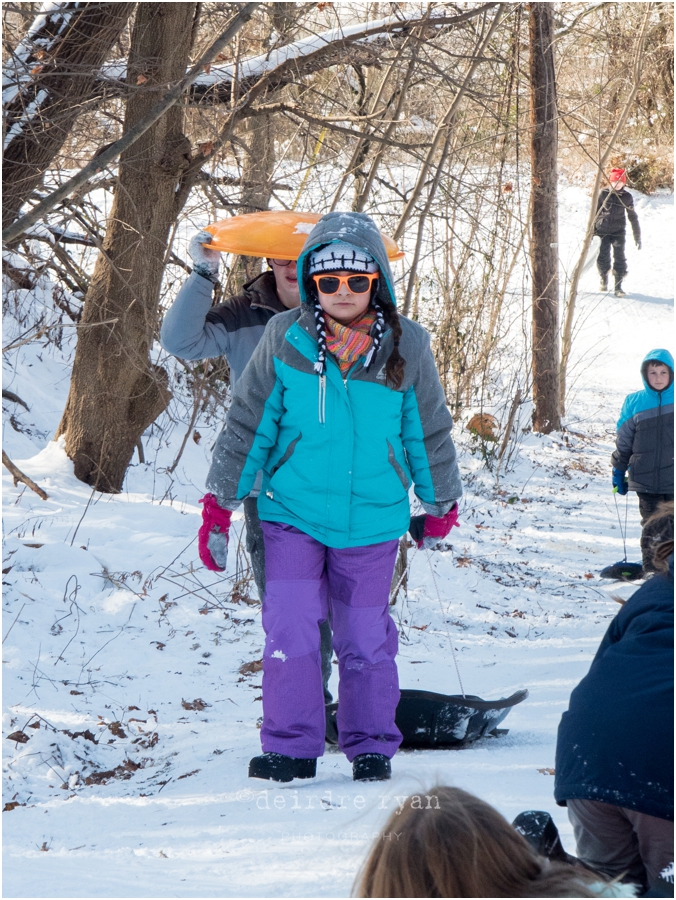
[312,272,379,294]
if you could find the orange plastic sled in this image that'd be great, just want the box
[204,210,404,261]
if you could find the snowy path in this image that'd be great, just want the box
[2,188,673,897]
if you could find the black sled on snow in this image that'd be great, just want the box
[325,688,528,749]
[599,561,643,581]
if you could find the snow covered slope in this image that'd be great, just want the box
[2,187,673,898]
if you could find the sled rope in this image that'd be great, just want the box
[613,491,629,562]
[424,548,466,697]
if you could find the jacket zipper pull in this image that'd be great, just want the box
[318,374,326,423]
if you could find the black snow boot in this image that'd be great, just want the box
[248,752,316,782]
[614,277,626,297]
[512,810,571,863]
[353,753,391,782]
[599,273,608,292]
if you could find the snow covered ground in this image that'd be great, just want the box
[2,186,673,898]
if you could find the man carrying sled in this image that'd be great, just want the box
[161,229,335,697]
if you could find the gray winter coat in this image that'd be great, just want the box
[159,270,287,385]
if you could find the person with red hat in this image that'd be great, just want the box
[593,167,641,297]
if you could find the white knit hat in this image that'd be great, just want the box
[307,241,378,275]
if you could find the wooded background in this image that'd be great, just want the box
[2,1,673,494]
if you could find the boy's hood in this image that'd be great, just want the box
[640,348,674,393]
[296,212,397,307]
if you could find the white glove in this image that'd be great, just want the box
[207,529,229,569]
[189,230,221,281]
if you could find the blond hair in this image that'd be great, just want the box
[355,786,601,898]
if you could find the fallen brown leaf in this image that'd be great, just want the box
[6,731,29,744]
[64,729,98,744]
[181,698,210,711]
[238,659,263,676]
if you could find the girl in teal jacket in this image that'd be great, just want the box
[199,212,462,783]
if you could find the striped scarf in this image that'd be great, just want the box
[324,309,376,374]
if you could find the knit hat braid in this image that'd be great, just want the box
[364,302,385,369]
[313,300,329,375]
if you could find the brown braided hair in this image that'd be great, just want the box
[378,297,406,389]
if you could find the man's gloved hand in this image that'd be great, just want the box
[198,493,232,571]
[409,504,459,550]
[189,230,221,282]
[612,468,628,496]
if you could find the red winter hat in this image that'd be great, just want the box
[609,168,627,186]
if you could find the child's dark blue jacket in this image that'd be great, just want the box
[611,348,674,494]
[554,562,674,820]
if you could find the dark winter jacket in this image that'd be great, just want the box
[594,187,641,243]
[160,270,287,386]
[554,560,674,820]
[611,349,674,494]
[206,212,462,549]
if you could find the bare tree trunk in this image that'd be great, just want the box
[230,3,296,289]
[228,109,275,288]
[559,6,652,413]
[56,2,199,492]
[529,2,561,434]
[2,2,134,226]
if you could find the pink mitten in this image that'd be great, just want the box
[418,505,459,550]
[198,493,232,571]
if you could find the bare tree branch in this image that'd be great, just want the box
[2,450,49,500]
[2,2,262,244]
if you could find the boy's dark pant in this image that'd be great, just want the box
[243,497,333,701]
[637,493,674,570]
[567,799,674,892]
[597,233,627,279]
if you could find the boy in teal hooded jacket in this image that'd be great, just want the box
[611,348,674,571]
[198,212,462,783]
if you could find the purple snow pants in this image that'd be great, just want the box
[259,521,402,761]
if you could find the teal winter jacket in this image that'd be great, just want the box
[206,212,462,548]
[611,348,674,494]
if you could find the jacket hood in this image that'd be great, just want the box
[641,348,674,392]
[296,211,397,307]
